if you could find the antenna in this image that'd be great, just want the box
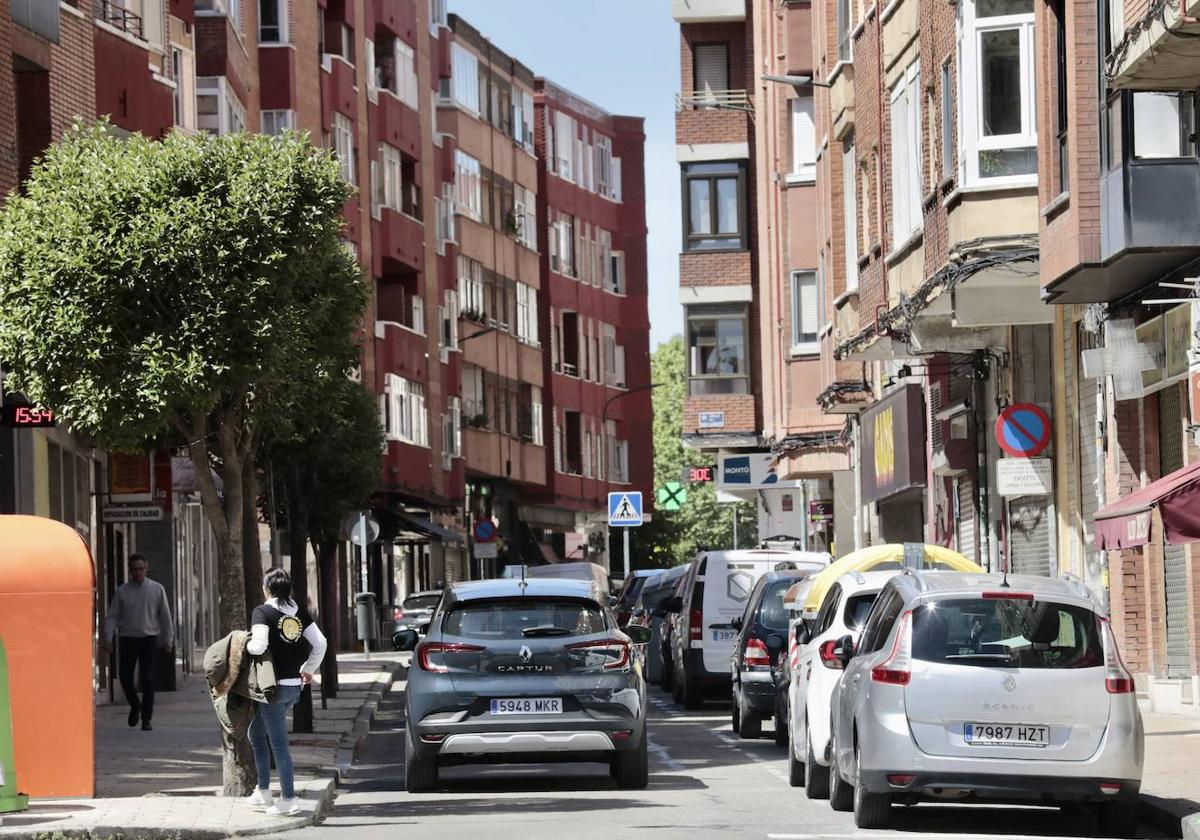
[519,563,528,590]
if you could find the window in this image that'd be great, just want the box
[889,61,922,247]
[791,271,819,352]
[515,282,538,345]
[331,111,355,183]
[438,182,457,247]
[1131,92,1197,159]
[451,43,480,114]
[260,109,293,135]
[463,364,486,423]
[172,47,196,132]
[227,0,241,31]
[609,250,626,295]
[513,184,536,250]
[258,0,284,42]
[686,304,748,395]
[378,143,402,211]
[603,324,626,388]
[553,111,576,181]
[1054,0,1068,191]
[1106,0,1125,54]
[610,438,629,483]
[563,411,583,474]
[457,255,485,319]
[384,374,429,447]
[693,43,729,103]
[443,396,462,457]
[454,150,482,221]
[858,588,904,654]
[596,134,615,198]
[393,40,419,109]
[837,0,853,63]
[842,141,859,291]
[561,311,580,376]
[196,76,246,135]
[682,161,745,251]
[441,290,459,349]
[549,211,576,276]
[519,385,544,445]
[940,59,954,182]
[791,96,816,180]
[429,0,447,31]
[960,0,1036,184]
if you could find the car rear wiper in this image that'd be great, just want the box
[521,625,572,637]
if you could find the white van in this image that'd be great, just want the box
[665,548,831,708]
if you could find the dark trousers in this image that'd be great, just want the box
[118,635,158,721]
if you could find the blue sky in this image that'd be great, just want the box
[450,0,682,350]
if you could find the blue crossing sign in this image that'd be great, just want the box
[608,491,643,527]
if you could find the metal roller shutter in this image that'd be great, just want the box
[1158,383,1191,678]
[1009,496,1053,577]
[693,44,728,99]
[956,477,977,564]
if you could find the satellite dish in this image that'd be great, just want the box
[341,511,381,546]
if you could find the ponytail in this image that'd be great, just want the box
[263,567,295,607]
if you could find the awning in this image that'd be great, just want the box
[1094,460,1200,550]
[395,513,465,545]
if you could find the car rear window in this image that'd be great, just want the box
[444,599,607,640]
[913,598,1103,669]
[758,580,796,631]
[844,594,877,630]
[403,594,441,611]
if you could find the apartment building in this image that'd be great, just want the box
[1037,0,1200,709]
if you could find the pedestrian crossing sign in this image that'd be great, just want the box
[608,491,643,527]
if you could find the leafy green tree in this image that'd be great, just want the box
[635,335,755,568]
[0,124,365,647]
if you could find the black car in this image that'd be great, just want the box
[729,570,812,740]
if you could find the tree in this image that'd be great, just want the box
[0,124,366,794]
[635,336,755,568]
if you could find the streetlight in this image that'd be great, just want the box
[602,382,663,576]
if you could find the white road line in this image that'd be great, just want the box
[646,735,686,772]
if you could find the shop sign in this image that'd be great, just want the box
[808,499,834,522]
[110,452,152,503]
[717,453,801,490]
[102,505,164,523]
[996,458,1053,497]
[860,384,926,504]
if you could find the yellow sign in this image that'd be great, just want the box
[874,406,894,486]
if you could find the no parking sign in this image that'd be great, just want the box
[994,403,1052,458]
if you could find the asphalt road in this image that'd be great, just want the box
[272,679,1167,840]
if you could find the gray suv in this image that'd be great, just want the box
[393,577,652,793]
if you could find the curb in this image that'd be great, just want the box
[1141,793,1200,839]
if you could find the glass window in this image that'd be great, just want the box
[842,139,858,290]
[403,593,442,611]
[792,96,817,177]
[758,581,794,631]
[889,62,922,245]
[693,43,729,102]
[859,588,903,653]
[686,304,748,394]
[451,42,480,114]
[682,161,744,251]
[844,593,878,629]
[258,0,282,42]
[791,270,819,349]
[816,585,843,634]
[331,111,355,183]
[444,599,607,639]
[941,60,954,181]
[837,0,853,62]
[1132,92,1197,159]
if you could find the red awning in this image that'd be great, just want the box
[1094,459,1200,550]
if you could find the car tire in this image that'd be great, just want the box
[828,736,853,812]
[680,670,704,710]
[731,688,741,733]
[804,729,830,800]
[404,728,438,794]
[787,719,805,788]
[611,729,649,790]
[671,663,684,703]
[1098,800,1138,839]
[738,696,762,739]
[774,693,789,747]
[852,745,890,829]
[660,658,674,692]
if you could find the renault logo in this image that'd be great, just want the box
[519,645,533,664]
[1002,674,1018,693]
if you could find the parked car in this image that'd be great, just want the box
[629,565,689,686]
[524,561,612,593]
[729,569,818,740]
[392,577,652,793]
[827,571,1143,834]
[393,590,443,635]
[665,549,831,708]
[787,570,891,794]
[657,570,690,694]
[614,569,665,627]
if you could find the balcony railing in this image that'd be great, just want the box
[676,89,753,113]
[95,0,144,38]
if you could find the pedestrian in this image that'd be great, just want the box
[245,568,327,816]
[101,553,174,731]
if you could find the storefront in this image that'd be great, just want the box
[859,384,927,544]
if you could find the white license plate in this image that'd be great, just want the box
[712,629,736,642]
[964,722,1048,747]
[490,698,563,715]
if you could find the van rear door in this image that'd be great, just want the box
[700,558,777,674]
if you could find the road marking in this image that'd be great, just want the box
[646,735,686,772]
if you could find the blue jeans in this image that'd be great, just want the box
[248,684,302,799]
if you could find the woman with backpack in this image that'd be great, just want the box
[245,568,327,816]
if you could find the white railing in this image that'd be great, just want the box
[676,89,752,112]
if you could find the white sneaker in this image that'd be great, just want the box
[245,788,273,809]
[266,797,301,817]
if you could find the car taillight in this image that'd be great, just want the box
[566,638,631,670]
[689,608,703,642]
[394,608,405,621]
[416,641,485,673]
[743,638,770,668]
[1100,618,1136,694]
[871,610,912,686]
[818,639,844,670]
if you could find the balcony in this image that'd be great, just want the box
[675,90,752,113]
[1107,0,1200,90]
[676,90,752,147]
[372,90,421,161]
[375,208,424,273]
[671,0,745,22]
[94,0,142,38]
[829,64,855,141]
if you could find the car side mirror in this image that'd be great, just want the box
[765,633,785,659]
[794,624,809,646]
[833,634,855,666]
[419,622,431,636]
[392,629,419,652]
[624,624,653,645]
[731,615,743,631]
[666,596,683,613]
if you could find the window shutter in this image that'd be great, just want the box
[799,273,818,338]
[615,345,626,388]
[792,97,816,173]
[694,43,729,98]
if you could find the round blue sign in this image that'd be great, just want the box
[995,403,1051,458]
[473,519,497,542]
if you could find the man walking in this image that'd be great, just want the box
[101,554,174,731]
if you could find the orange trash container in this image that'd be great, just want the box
[0,516,95,798]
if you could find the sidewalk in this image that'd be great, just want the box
[0,652,405,840]
[1140,708,1200,839]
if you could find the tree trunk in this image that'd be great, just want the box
[243,466,263,618]
[316,538,340,698]
[213,692,256,797]
[287,461,314,733]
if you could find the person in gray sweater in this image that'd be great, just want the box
[101,554,174,730]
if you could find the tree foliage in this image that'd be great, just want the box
[635,335,755,569]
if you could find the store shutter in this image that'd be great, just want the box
[956,477,977,564]
[1008,496,1053,577]
[1158,383,1191,678]
[694,44,729,100]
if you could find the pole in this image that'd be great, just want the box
[358,512,370,661]
[732,503,738,549]
[622,526,630,578]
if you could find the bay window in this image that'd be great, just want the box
[1131,92,1197,159]
[682,161,746,251]
[686,304,748,395]
[889,61,922,246]
[959,0,1037,184]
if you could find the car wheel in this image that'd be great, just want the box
[680,669,704,710]
[804,727,830,800]
[611,728,649,789]
[404,727,438,794]
[671,662,684,703]
[828,735,853,812]
[660,659,674,692]
[852,744,890,829]
[731,687,742,733]
[1097,800,1138,839]
[787,718,805,787]
[774,693,789,747]
[738,695,762,739]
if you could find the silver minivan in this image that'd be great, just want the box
[828,571,1143,834]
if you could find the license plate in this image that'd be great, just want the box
[489,698,563,715]
[964,722,1048,747]
[712,629,736,642]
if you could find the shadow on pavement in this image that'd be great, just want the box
[327,795,662,821]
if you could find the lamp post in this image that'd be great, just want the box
[601,382,663,576]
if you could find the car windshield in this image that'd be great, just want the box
[403,594,441,611]
[758,580,794,631]
[844,594,877,629]
[913,598,1104,669]
[444,599,607,640]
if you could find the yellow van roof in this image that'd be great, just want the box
[801,543,984,613]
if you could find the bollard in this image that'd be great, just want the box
[0,638,28,815]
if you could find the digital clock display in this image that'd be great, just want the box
[1,405,56,427]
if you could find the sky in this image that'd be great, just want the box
[450,0,682,350]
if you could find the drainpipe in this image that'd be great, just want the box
[974,355,993,572]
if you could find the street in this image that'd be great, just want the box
[272,677,1168,840]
